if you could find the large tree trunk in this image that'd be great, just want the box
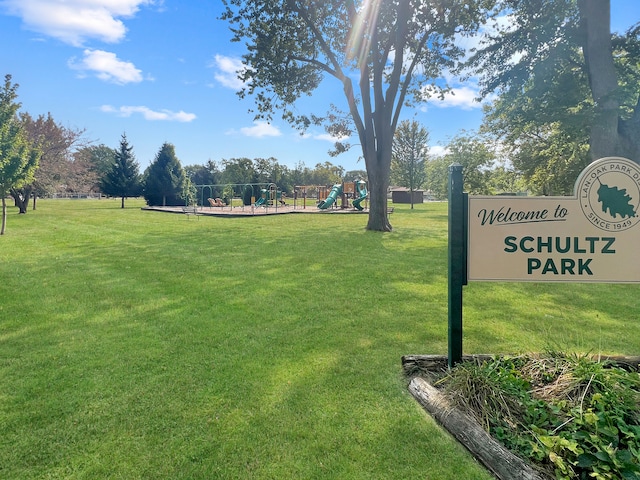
[363,110,393,231]
[366,149,392,232]
[366,159,392,231]
[579,0,640,163]
[121,196,125,208]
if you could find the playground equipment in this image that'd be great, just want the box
[197,183,283,210]
[255,185,287,207]
[317,184,342,209]
[352,181,368,211]
[314,180,368,210]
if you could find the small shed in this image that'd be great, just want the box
[390,187,424,204]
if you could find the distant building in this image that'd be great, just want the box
[390,187,424,204]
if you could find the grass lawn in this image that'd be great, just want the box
[1,199,638,479]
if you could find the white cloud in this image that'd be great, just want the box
[238,121,281,138]
[428,145,449,158]
[69,49,143,84]
[1,0,155,46]
[101,105,196,122]
[419,13,514,112]
[429,86,483,110]
[210,54,246,90]
[313,133,350,143]
[454,13,517,61]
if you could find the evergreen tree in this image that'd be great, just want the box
[101,133,142,208]
[0,75,39,235]
[143,142,186,206]
[391,120,429,210]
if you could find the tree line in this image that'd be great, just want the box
[391,120,521,206]
[0,73,370,233]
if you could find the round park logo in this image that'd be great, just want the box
[577,157,640,232]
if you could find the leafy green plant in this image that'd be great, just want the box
[440,354,640,479]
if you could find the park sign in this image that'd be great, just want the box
[468,157,640,283]
[447,157,640,367]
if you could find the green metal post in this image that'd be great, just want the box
[448,164,466,368]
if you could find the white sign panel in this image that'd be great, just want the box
[468,157,640,283]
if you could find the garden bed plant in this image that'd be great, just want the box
[435,353,640,479]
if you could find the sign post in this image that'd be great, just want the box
[448,164,467,368]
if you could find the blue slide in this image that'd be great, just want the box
[318,184,343,209]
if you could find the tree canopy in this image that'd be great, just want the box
[222,0,493,231]
[0,75,38,234]
[425,132,496,198]
[471,0,640,179]
[14,112,86,211]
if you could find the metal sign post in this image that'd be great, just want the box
[448,164,467,368]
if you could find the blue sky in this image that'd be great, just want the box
[0,1,638,172]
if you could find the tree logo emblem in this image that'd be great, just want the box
[577,157,640,232]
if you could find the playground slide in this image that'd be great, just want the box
[317,184,342,209]
[352,184,368,211]
[255,197,266,206]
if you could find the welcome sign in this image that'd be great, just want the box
[467,157,640,283]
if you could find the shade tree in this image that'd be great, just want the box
[470,0,640,170]
[424,132,496,198]
[15,112,86,211]
[185,160,221,187]
[221,0,494,231]
[75,144,118,181]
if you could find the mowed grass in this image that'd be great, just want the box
[1,199,638,479]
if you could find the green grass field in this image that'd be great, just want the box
[1,199,638,479]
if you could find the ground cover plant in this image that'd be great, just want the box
[1,199,639,479]
[438,354,640,479]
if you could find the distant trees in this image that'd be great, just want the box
[0,75,38,234]
[425,133,497,199]
[344,169,367,183]
[75,144,117,181]
[307,162,344,186]
[101,133,142,208]
[221,157,256,186]
[184,160,220,187]
[445,133,496,195]
[14,112,86,211]
[143,142,187,206]
[391,120,429,209]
